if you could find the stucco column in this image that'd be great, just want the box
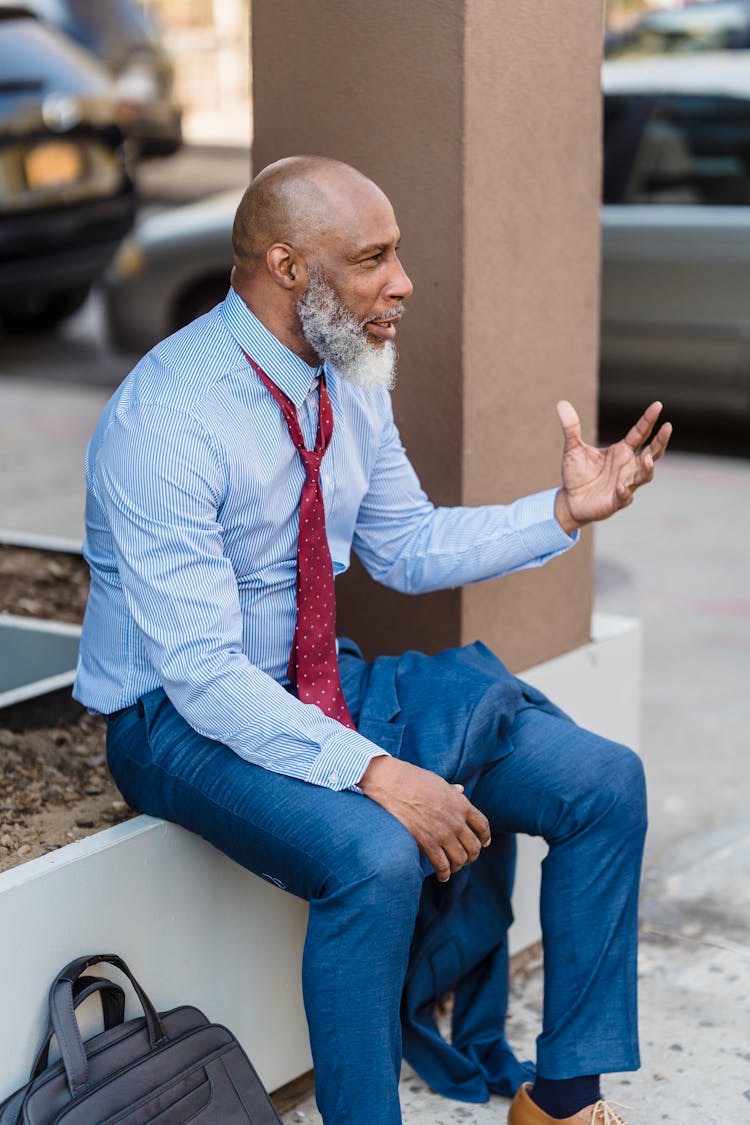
[252,0,602,672]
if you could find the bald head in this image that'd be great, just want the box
[229,155,411,369]
[232,155,389,272]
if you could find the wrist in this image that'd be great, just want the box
[358,752,394,793]
[554,488,584,536]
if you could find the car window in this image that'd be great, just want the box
[609,93,750,206]
[603,95,653,203]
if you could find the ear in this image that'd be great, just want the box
[266,242,306,290]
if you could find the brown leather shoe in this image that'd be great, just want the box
[508,1083,631,1124]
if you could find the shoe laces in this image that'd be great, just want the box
[585,1100,632,1125]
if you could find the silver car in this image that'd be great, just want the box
[601,53,750,418]
[105,187,240,354]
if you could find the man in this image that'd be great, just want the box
[74,155,671,1125]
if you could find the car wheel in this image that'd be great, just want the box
[1,287,91,334]
[172,277,228,332]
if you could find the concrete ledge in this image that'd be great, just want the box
[0,612,641,1099]
[0,818,311,1098]
[0,614,81,710]
[0,529,83,554]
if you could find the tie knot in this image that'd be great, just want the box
[299,448,323,476]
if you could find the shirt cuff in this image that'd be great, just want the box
[517,488,579,558]
[306,729,390,791]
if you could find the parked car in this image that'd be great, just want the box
[0,4,137,332]
[22,0,182,157]
[105,187,239,354]
[605,0,750,59]
[601,53,750,418]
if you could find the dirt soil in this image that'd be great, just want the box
[0,544,89,624]
[0,545,135,874]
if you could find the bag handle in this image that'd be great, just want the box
[30,975,126,1079]
[49,954,167,1096]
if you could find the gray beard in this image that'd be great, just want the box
[296,268,399,391]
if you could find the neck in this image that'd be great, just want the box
[231,281,321,367]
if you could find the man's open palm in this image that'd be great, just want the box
[554,400,672,532]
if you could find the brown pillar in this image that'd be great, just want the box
[252,0,601,672]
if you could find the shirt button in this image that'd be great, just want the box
[328,772,340,785]
[323,474,332,486]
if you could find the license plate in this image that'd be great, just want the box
[24,141,86,190]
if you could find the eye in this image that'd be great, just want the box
[359,243,400,267]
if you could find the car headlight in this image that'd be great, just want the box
[111,237,147,279]
[115,62,162,109]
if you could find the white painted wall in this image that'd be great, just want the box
[0,613,641,1099]
[0,819,311,1099]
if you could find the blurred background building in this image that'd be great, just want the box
[606,0,688,29]
[142,0,251,145]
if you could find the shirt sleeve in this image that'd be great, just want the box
[93,404,387,791]
[352,398,577,593]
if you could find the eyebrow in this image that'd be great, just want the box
[349,233,401,262]
[352,242,390,260]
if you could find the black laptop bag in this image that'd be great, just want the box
[0,953,282,1124]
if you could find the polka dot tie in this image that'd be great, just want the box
[244,351,356,729]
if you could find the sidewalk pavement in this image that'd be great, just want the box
[272,824,750,1122]
[0,372,747,1123]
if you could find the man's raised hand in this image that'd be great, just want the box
[553,400,672,535]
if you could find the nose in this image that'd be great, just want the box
[384,255,413,302]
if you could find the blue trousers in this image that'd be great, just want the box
[105,642,646,1124]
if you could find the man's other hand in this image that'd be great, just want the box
[554,400,672,535]
[358,756,491,882]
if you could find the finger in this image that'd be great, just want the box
[625,421,672,498]
[556,400,582,450]
[430,847,452,883]
[452,783,465,792]
[622,401,662,451]
[456,824,484,865]
[628,449,655,491]
[645,420,673,463]
[443,839,471,874]
[465,803,492,847]
[616,482,635,508]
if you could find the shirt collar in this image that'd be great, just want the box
[221,285,323,407]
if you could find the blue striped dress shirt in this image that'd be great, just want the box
[74,286,576,791]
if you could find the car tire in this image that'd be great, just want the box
[1,287,90,334]
[172,277,228,333]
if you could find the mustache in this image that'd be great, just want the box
[362,304,406,327]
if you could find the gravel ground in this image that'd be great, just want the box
[0,544,89,623]
[0,545,134,874]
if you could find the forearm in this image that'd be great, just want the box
[159,644,388,791]
[355,488,577,595]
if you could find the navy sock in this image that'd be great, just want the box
[530,1075,601,1119]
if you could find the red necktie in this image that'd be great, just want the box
[244,351,356,729]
